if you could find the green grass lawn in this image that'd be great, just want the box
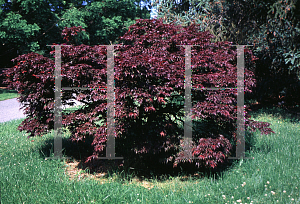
[0,88,19,101]
[0,107,299,203]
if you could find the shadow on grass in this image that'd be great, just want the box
[0,88,17,94]
[247,104,300,124]
[0,88,18,101]
[38,135,94,162]
[36,103,276,182]
[37,126,252,182]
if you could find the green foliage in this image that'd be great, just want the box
[58,7,87,29]
[58,6,90,45]
[283,49,300,73]
[16,0,63,55]
[0,88,18,101]
[154,0,300,104]
[0,0,150,67]
[83,0,150,45]
[0,11,41,65]
[0,0,61,67]
[0,12,40,45]
[57,0,151,45]
[153,0,225,40]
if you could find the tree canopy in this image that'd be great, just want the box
[153,0,300,105]
[0,0,151,68]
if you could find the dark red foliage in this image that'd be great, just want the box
[61,26,86,45]
[192,135,232,169]
[4,19,275,171]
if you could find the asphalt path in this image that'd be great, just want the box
[0,98,84,123]
[0,98,26,123]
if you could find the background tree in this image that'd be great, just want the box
[153,0,300,106]
[0,0,62,67]
[0,0,151,68]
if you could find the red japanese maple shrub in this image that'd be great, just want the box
[4,19,275,173]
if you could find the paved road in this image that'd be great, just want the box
[0,98,26,123]
[0,98,84,123]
